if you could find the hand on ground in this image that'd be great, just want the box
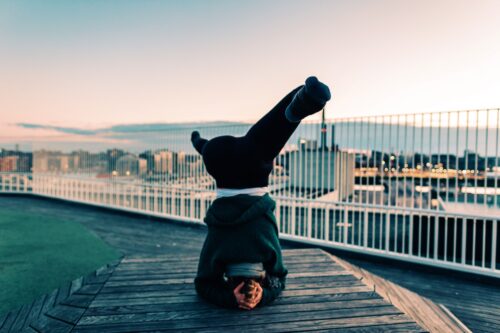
[233,282,263,310]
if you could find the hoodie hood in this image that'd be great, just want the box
[204,194,276,227]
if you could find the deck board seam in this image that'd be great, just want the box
[4,305,21,332]
[1,259,122,332]
[75,311,412,331]
[13,300,35,331]
[67,259,123,333]
[327,252,470,333]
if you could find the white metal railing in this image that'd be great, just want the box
[1,108,498,277]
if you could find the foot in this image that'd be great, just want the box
[191,131,208,155]
[285,76,331,122]
[191,130,200,142]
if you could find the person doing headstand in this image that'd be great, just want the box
[191,76,331,310]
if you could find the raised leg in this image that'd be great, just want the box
[244,76,331,162]
[243,86,304,162]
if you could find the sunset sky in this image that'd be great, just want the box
[1,0,500,144]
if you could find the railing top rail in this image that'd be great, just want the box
[328,107,500,123]
[23,173,500,221]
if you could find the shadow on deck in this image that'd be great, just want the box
[0,248,469,333]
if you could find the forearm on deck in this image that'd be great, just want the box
[194,277,238,308]
[259,275,286,306]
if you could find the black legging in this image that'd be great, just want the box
[191,86,304,189]
[193,85,302,161]
[243,85,303,162]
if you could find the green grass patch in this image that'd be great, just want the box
[0,206,120,314]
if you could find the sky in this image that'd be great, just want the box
[1,0,500,145]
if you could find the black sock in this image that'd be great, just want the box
[191,131,208,155]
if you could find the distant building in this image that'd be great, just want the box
[33,150,51,172]
[106,149,126,173]
[154,150,175,174]
[287,139,355,201]
[116,154,142,176]
[0,148,32,172]
[0,156,19,172]
[138,158,147,175]
[32,150,82,173]
[139,150,155,175]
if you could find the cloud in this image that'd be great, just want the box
[16,121,248,136]
[16,123,97,135]
[12,121,252,153]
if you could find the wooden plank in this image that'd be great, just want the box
[452,310,500,325]
[121,256,199,264]
[107,265,347,282]
[37,289,58,321]
[95,265,117,276]
[83,273,110,285]
[283,285,372,297]
[105,277,194,287]
[107,271,196,281]
[287,270,352,278]
[285,253,334,262]
[329,253,471,333]
[62,294,95,308]
[70,277,84,294]
[0,310,18,332]
[8,303,33,332]
[75,284,102,295]
[451,316,499,333]
[46,304,86,325]
[119,252,332,264]
[95,280,365,301]
[78,298,391,326]
[20,326,39,333]
[112,261,340,274]
[110,257,344,275]
[72,316,422,333]
[113,265,196,273]
[55,282,72,304]
[285,261,342,269]
[282,248,325,256]
[0,312,8,330]
[110,267,348,278]
[90,284,372,307]
[104,272,360,289]
[31,314,73,333]
[345,256,500,333]
[100,275,361,294]
[22,294,46,330]
[84,292,380,316]
[299,322,425,332]
[181,314,417,333]
[90,284,375,308]
[73,306,403,332]
[286,274,360,283]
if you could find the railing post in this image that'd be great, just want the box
[325,206,329,241]
[363,206,368,248]
[462,218,467,265]
[492,220,497,271]
[385,212,390,252]
[434,214,439,260]
[343,208,348,244]
[307,204,312,238]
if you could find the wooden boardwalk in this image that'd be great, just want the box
[0,196,479,332]
[1,249,427,332]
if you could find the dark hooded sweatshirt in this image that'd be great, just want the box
[194,193,287,308]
